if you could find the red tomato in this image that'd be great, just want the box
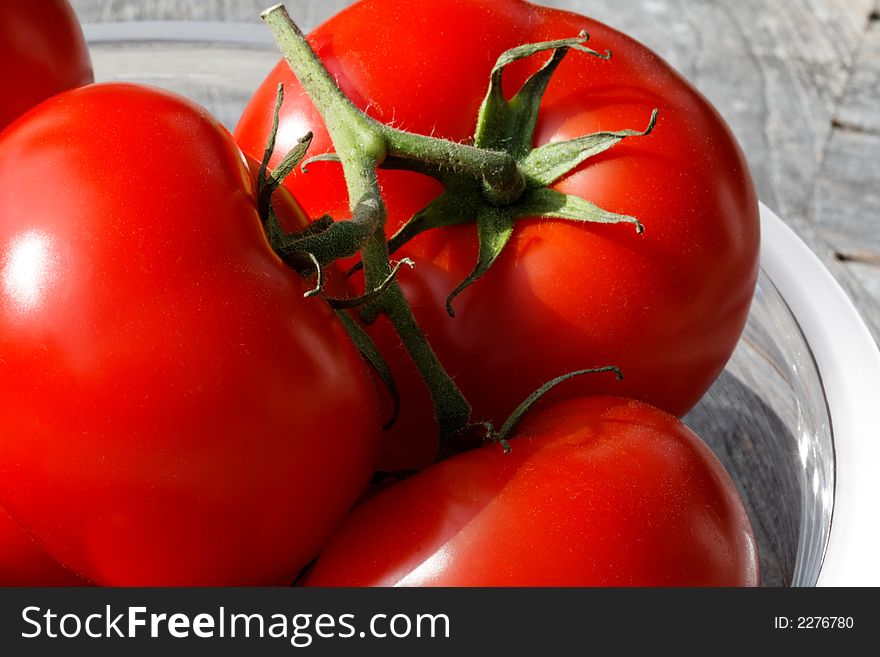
[0,507,88,586]
[304,397,760,587]
[0,0,93,133]
[235,0,760,469]
[0,83,381,586]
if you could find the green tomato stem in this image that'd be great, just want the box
[382,127,525,206]
[261,5,524,207]
[261,4,471,443]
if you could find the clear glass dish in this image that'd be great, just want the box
[83,21,880,587]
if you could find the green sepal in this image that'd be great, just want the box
[432,32,651,315]
[435,187,642,308]
[253,80,312,219]
[265,210,339,275]
[257,83,286,219]
[521,109,658,187]
[445,205,514,317]
[387,184,478,256]
[511,188,644,234]
[497,367,623,442]
[263,206,286,251]
[272,196,385,267]
[264,132,313,194]
[377,35,651,318]
[334,308,401,429]
[302,152,342,173]
[328,258,415,310]
[475,32,610,157]
[293,213,334,239]
[346,185,477,277]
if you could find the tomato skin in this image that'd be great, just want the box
[0,83,381,586]
[236,0,760,470]
[304,397,759,587]
[0,507,88,587]
[0,0,93,133]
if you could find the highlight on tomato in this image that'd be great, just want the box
[304,397,760,587]
[0,82,382,586]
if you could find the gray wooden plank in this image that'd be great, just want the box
[807,12,880,334]
[815,18,880,264]
[71,1,264,22]
[88,44,280,128]
[791,221,880,343]
[71,0,350,30]
[847,261,880,311]
[834,19,880,133]
[810,128,880,256]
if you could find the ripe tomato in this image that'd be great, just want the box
[0,83,381,586]
[235,0,760,469]
[0,0,93,133]
[304,397,760,587]
[0,507,88,586]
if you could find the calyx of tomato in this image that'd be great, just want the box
[385,34,656,316]
[259,5,652,455]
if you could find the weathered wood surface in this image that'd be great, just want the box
[66,0,880,586]
[834,11,880,134]
[71,0,343,24]
[810,13,880,317]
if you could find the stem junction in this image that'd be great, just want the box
[259,4,655,456]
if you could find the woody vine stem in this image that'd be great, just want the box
[261,4,484,442]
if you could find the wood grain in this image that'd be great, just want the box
[71,0,346,28]
[834,14,880,134]
[809,15,880,312]
[811,128,880,257]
